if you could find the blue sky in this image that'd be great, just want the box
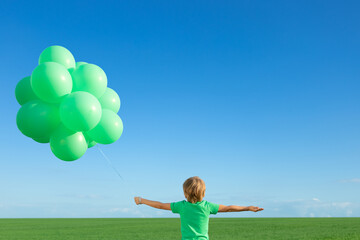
[0,0,359,218]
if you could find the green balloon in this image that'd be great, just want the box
[60,91,102,132]
[99,87,121,113]
[39,45,76,69]
[50,125,88,161]
[87,109,123,144]
[15,76,38,105]
[69,62,87,76]
[31,62,73,103]
[68,68,75,76]
[76,62,87,68]
[88,140,97,148]
[72,64,107,98]
[33,136,50,144]
[83,133,97,148]
[16,100,60,139]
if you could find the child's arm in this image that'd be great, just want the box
[218,205,264,212]
[134,197,171,210]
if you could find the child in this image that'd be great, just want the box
[134,176,263,239]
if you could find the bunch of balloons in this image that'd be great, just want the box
[15,46,123,161]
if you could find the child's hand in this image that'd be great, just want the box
[248,206,264,212]
[134,196,141,205]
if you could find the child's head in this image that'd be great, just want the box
[183,176,206,203]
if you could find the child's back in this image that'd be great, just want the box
[171,200,219,239]
[134,176,263,239]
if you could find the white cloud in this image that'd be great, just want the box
[106,207,146,217]
[346,210,353,216]
[340,178,360,183]
[331,202,351,208]
[76,194,101,199]
[261,198,360,217]
[156,211,166,216]
[108,208,122,213]
[57,193,105,200]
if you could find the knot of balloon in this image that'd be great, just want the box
[15,46,123,161]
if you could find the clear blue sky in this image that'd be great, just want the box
[0,0,359,218]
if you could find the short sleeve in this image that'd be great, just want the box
[171,201,184,214]
[207,201,220,215]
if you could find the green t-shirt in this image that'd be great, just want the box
[171,200,219,240]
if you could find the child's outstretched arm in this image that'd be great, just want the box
[218,205,264,212]
[134,197,171,210]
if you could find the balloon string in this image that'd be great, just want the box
[96,145,124,181]
[96,145,138,200]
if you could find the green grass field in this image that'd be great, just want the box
[0,218,359,240]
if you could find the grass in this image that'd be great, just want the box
[0,218,359,239]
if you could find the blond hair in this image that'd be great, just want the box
[183,176,206,203]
